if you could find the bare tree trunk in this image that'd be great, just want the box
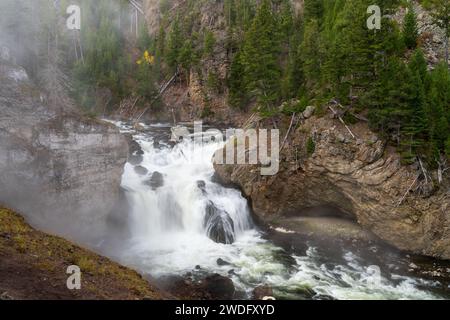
[446,35,449,69]
[135,9,138,38]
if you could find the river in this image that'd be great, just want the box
[103,120,450,300]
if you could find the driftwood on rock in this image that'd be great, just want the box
[328,106,357,139]
[118,96,140,118]
[134,71,179,124]
[280,112,297,152]
[397,175,420,207]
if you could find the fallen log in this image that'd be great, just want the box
[328,106,357,139]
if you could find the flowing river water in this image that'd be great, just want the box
[104,121,450,300]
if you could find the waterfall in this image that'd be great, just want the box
[121,125,252,246]
[104,120,445,300]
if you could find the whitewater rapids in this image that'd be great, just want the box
[105,120,447,300]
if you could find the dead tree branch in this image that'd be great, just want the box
[328,106,357,139]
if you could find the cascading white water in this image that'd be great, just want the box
[106,120,447,300]
[115,122,258,278]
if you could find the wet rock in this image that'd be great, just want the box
[129,154,144,166]
[144,172,164,190]
[126,135,144,165]
[134,166,149,176]
[228,269,236,276]
[197,180,206,193]
[217,258,231,266]
[204,202,235,244]
[200,274,235,300]
[252,285,274,300]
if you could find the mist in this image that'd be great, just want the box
[0,0,140,247]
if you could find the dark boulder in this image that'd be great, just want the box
[144,172,164,190]
[126,135,144,165]
[200,274,235,300]
[204,202,235,244]
[129,154,143,166]
[197,180,206,194]
[134,166,148,176]
[217,258,231,266]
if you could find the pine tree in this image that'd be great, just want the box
[409,49,429,86]
[400,69,428,162]
[426,63,450,157]
[178,40,194,84]
[304,0,324,22]
[203,31,216,58]
[299,20,323,95]
[167,16,183,70]
[403,4,419,49]
[228,51,247,109]
[239,0,282,114]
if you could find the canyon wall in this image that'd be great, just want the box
[0,52,128,242]
[215,114,450,259]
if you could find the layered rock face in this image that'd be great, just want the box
[0,58,128,241]
[215,115,450,259]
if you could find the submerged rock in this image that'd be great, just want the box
[204,202,235,244]
[134,166,149,176]
[197,180,206,193]
[144,172,164,190]
[217,258,231,266]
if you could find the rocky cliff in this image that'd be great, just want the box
[143,0,247,124]
[215,113,450,260]
[0,53,128,243]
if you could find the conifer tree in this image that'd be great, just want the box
[228,51,247,109]
[304,0,324,22]
[403,4,419,49]
[239,0,282,114]
[167,16,183,71]
[299,19,323,95]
